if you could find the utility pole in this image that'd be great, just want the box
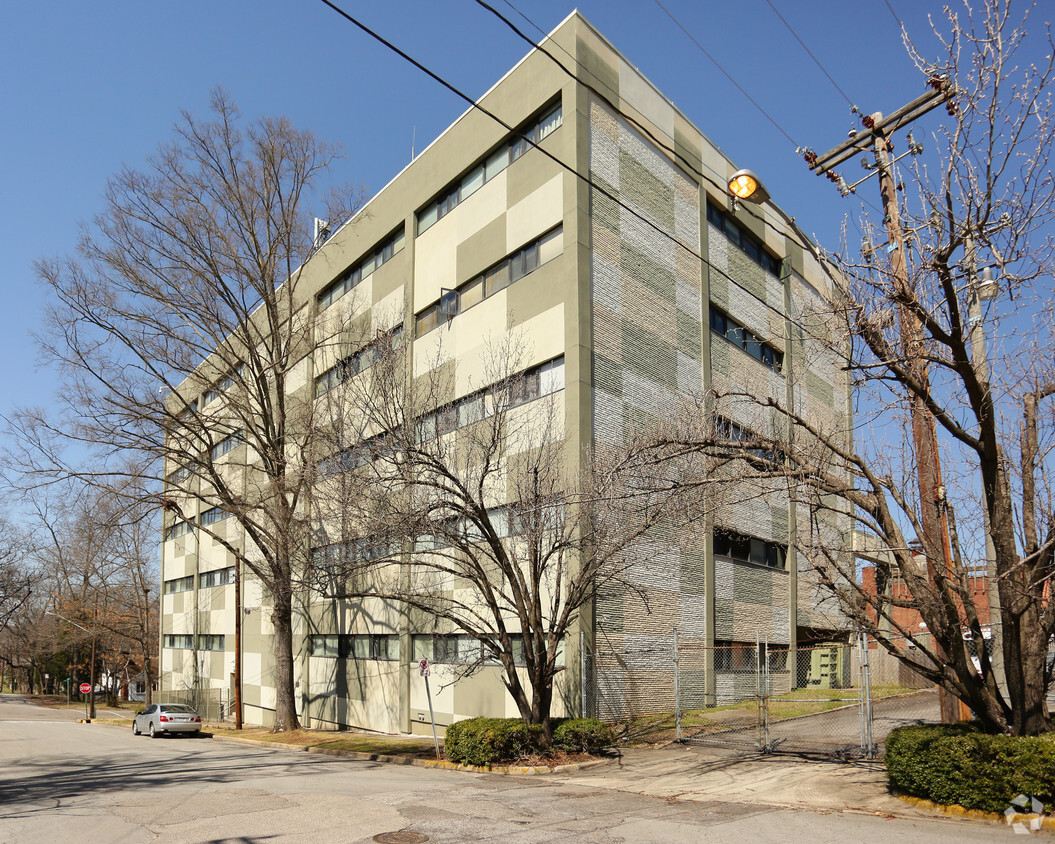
[143,586,152,706]
[234,556,243,730]
[806,79,962,724]
[88,600,98,720]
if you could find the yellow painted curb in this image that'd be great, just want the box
[898,795,1055,831]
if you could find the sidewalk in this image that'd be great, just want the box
[551,689,946,820]
[552,743,923,817]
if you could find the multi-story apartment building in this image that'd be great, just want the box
[160,11,850,732]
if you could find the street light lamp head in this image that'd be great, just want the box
[979,266,999,301]
[727,169,770,204]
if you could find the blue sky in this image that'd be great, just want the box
[0,0,992,415]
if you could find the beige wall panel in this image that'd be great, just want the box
[619,58,674,137]
[513,302,566,364]
[450,294,510,395]
[414,214,459,312]
[457,170,509,245]
[243,651,262,687]
[244,577,265,610]
[505,173,563,253]
[457,217,509,288]
[287,357,309,396]
[373,285,407,330]
[505,393,566,456]
[339,598,401,632]
[412,325,455,378]
[445,300,565,397]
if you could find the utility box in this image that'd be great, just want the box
[802,645,851,689]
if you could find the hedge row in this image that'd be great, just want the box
[444,717,614,766]
[885,723,1055,814]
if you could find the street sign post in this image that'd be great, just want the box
[419,658,440,760]
[79,682,91,720]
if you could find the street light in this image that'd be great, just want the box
[965,241,1004,695]
[727,169,770,204]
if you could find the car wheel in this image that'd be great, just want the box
[149,722,158,738]
[132,720,140,736]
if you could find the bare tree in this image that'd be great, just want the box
[307,335,679,740]
[624,0,1055,735]
[0,516,33,631]
[9,90,363,730]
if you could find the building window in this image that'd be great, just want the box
[164,520,194,541]
[315,325,404,397]
[203,364,244,407]
[167,465,190,484]
[707,203,783,277]
[163,575,194,595]
[308,634,398,660]
[310,635,341,657]
[210,431,242,460]
[318,227,405,310]
[317,432,394,479]
[416,102,563,235]
[198,634,225,651]
[416,356,564,442]
[415,226,563,338]
[709,308,784,373]
[410,633,560,666]
[199,566,235,588]
[163,634,194,650]
[713,529,787,570]
[713,416,783,465]
[350,634,398,661]
[199,507,230,527]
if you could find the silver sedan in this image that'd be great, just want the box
[132,703,202,737]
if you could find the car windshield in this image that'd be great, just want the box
[161,704,196,714]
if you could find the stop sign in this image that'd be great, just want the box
[79,683,91,694]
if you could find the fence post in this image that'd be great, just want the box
[859,632,875,758]
[763,637,770,752]
[673,627,681,742]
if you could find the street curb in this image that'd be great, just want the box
[897,795,1055,831]
[206,731,608,775]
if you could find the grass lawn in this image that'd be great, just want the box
[202,726,441,758]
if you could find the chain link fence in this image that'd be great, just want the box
[156,687,229,723]
[584,633,879,758]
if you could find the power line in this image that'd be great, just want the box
[651,0,801,149]
[761,0,856,108]
[468,2,847,311]
[882,0,905,30]
[474,0,873,289]
[475,1,726,202]
[314,0,837,346]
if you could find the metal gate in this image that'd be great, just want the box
[675,635,875,758]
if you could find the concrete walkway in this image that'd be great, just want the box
[555,744,920,817]
[553,689,944,819]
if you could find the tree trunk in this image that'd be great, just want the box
[143,645,152,706]
[270,588,300,732]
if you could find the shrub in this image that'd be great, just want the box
[443,718,544,766]
[552,718,615,754]
[885,724,1055,814]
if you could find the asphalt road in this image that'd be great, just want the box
[0,695,1017,843]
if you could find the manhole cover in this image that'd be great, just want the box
[373,833,429,844]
